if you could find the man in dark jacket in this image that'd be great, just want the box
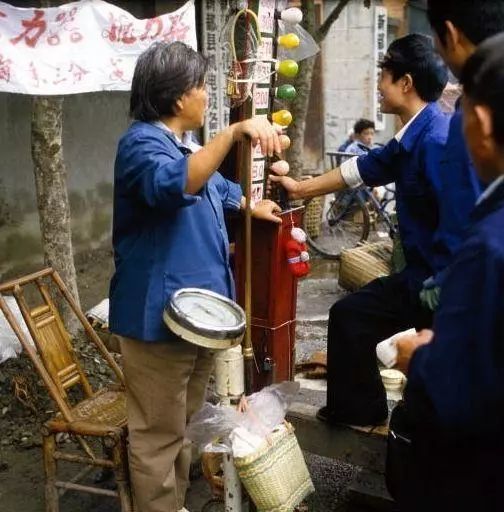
[392,33,504,511]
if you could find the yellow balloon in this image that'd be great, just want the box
[278,33,300,49]
[276,59,298,78]
[272,110,293,127]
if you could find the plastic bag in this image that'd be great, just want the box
[186,381,300,452]
[0,296,35,364]
[277,20,320,63]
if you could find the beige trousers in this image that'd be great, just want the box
[119,336,215,512]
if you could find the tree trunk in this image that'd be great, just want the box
[31,96,81,332]
[286,0,355,178]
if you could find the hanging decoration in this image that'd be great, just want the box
[285,227,311,278]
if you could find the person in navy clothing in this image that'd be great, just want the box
[271,34,450,426]
[391,33,504,511]
[110,42,282,512]
[419,0,504,310]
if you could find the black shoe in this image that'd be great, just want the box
[316,404,388,427]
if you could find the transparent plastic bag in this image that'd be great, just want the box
[186,381,300,453]
[277,20,320,63]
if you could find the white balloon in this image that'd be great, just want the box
[280,8,303,25]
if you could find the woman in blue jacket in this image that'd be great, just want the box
[392,33,504,511]
[109,42,281,512]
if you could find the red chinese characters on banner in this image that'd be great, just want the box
[0,54,12,82]
[102,12,190,45]
[10,7,83,48]
[55,7,83,44]
[69,62,89,83]
[103,14,137,44]
[163,14,190,43]
[139,17,163,41]
[109,58,128,83]
[10,9,46,48]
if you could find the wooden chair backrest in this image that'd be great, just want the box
[15,280,94,402]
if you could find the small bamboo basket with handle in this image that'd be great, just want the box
[233,398,314,512]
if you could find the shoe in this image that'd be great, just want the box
[316,405,388,427]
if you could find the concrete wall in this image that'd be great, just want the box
[322,0,400,153]
[0,92,131,276]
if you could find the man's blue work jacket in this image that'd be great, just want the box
[109,121,242,342]
[356,102,450,291]
[431,102,484,284]
[406,176,504,437]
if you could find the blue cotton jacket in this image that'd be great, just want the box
[431,103,484,285]
[356,102,450,291]
[109,121,242,342]
[407,177,504,436]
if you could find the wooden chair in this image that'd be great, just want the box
[0,268,132,512]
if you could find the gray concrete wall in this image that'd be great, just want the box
[322,1,396,153]
[0,91,131,276]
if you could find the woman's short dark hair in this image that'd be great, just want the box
[427,0,504,47]
[130,41,208,121]
[460,33,504,145]
[353,119,375,134]
[380,34,448,102]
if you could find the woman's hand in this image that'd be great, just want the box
[251,199,282,223]
[268,174,302,200]
[396,329,434,374]
[231,117,282,157]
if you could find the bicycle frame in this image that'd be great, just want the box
[328,186,397,236]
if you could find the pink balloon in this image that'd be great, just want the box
[270,160,290,176]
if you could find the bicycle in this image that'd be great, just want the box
[303,151,398,259]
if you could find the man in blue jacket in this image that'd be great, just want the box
[419,0,504,309]
[271,34,450,425]
[110,42,282,512]
[392,33,504,511]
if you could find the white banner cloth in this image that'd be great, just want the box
[0,0,196,95]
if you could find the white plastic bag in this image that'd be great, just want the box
[0,296,35,364]
[186,381,300,452]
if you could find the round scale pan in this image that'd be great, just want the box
[163,288,246,350]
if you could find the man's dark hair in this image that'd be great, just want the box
[353,119,375,134]
[427,0,504,47]
[130,41,208,121]
[460,32,504,145]
[380,33,448,102]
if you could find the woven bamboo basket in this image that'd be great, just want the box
[303,196,323,239]
[338,241,393,292]
[234,423,314,512]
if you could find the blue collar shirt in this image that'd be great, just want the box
[430,102,484,285]
[109,121,242,342]
[354,102,451,290]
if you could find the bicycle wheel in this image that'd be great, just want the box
[303,191,370,259]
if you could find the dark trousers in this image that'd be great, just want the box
[326,273,432,422]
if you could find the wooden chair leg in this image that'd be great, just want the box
[112,438,133,512]
[43,433,59,512]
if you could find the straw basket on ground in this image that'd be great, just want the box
[338,241,393,292]
[234,423,314,512]
[303,196,323,239]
